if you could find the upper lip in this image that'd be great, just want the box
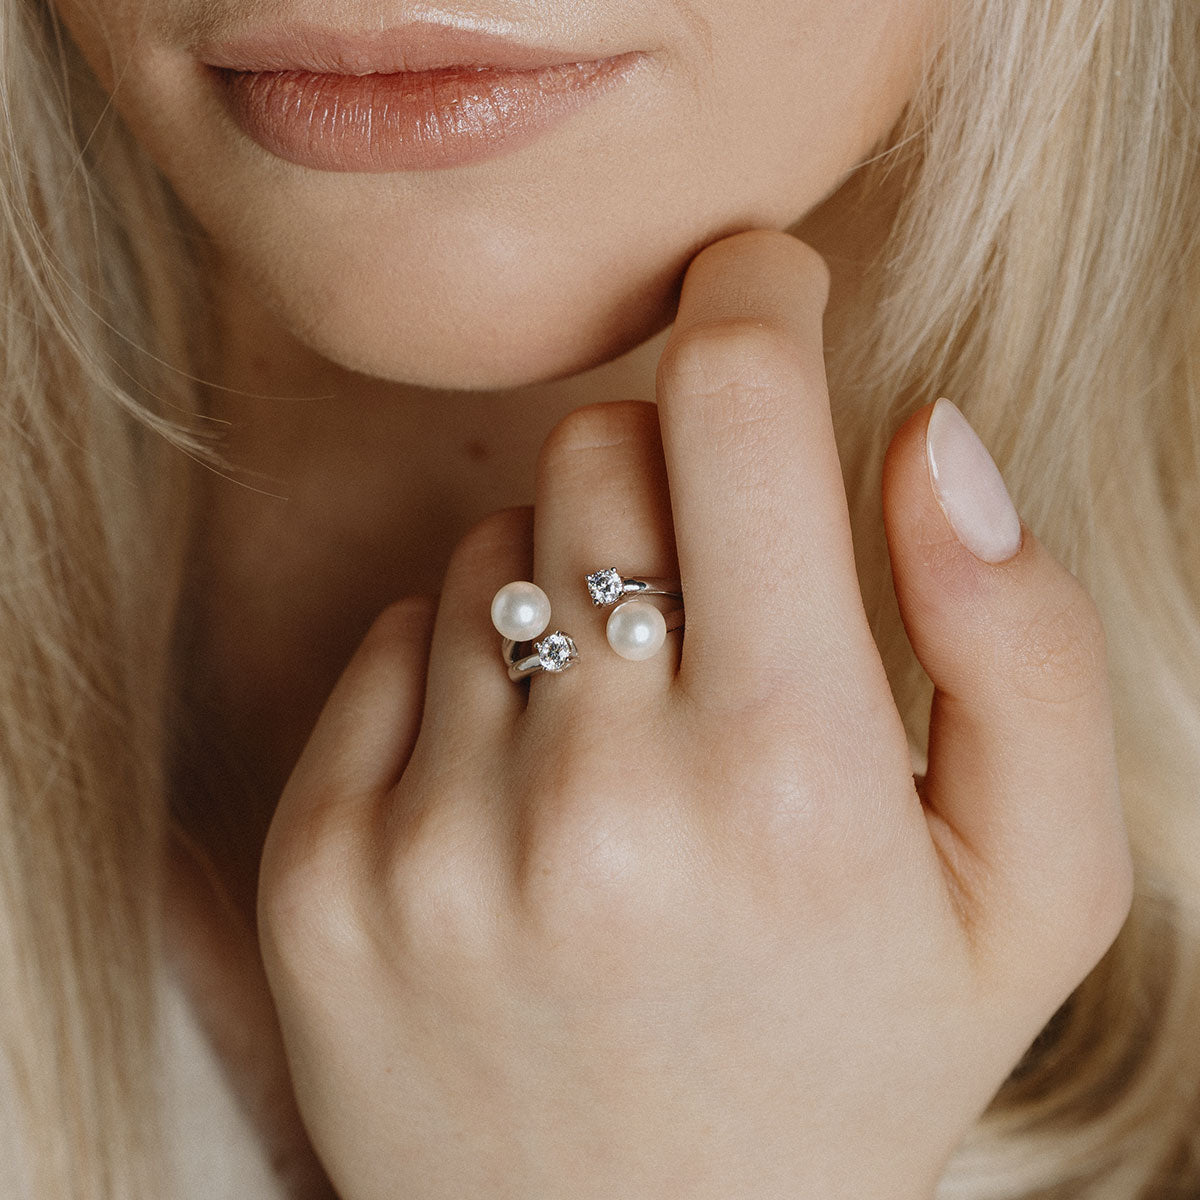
[191,21,629,75]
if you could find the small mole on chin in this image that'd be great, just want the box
[465,439,489,462]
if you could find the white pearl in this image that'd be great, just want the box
[605,600,667,661]
[491,581,551,642]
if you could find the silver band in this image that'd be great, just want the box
[503,630,579,681]
[586,567,683,607]
[643,605,685,634]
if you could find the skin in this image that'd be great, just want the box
[49,0,1135,1195]
[261,235,1134,1199]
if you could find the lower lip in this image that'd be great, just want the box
[207,52,645,172]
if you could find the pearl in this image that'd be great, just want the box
[491,581,551,642]
[605,600,667,661]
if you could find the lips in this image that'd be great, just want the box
[191,22,627,75]
[209,56,643,172]
[195,23,647,172]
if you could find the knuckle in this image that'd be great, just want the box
[520,811,653,945]
[685,693,913,899]
[995,803,1135,998]
[444,506,532,581]
[382,795,496,967]
[726,759,826,859]
[512,741,662,942]
[696,711,843,864]
[537,400,656,473]
[687,231,831,306]
[657,319,805,415]
[365,594,438,650]
[258,796,367,966]
[998,581,1110,708]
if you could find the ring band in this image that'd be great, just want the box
[503,630,579,680]
[585,567,683,607]
[588,567,685,660]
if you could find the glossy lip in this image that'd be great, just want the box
[192,21,632,75]
[206,53,647,173]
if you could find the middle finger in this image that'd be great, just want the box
[654,230,883,712]
[530,399,681,710]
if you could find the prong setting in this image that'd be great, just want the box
[586,567,624,607]
[535,631,579,672]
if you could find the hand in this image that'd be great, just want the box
[258,230,1133,1200]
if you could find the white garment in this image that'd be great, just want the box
[0,965,289,1199]
[157,961,292,1199]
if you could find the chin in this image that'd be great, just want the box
[297,290,676,392]
[238,228,689,393]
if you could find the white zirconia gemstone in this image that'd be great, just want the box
[586,568,624,606]
[536,631,578,672]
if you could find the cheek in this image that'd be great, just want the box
[689,0,941,207]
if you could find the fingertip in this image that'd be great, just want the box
[882,400,936,490]
[882,400,965,587]
[924,397,1024,566]
[884,397,1033,617]
[673,229,832,332]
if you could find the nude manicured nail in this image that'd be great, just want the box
[925,397,1023,564]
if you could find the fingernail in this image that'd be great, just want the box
[925,397,1023,564]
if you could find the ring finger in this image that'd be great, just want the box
[529,399,682,712]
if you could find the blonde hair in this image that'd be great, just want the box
[1,0,1197,1197]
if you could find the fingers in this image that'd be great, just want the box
[882,398,1134,992]
[260,594,436,932]
[654,230,884,710]
[277,595,437,805]
[531,400,681,703]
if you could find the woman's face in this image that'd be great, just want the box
[52,0,946,389]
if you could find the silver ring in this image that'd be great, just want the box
[585,567,683,607]
[502,630,580,681]
[587,567,685,660]
[491,580,579,681]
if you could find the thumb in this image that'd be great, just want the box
[882,398,1133,985]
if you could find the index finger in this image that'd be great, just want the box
[655,230,882,708]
